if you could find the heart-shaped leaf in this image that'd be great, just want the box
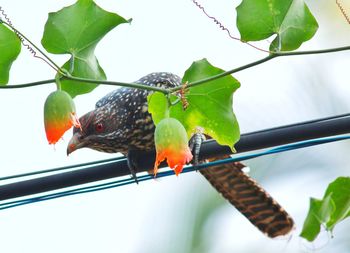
[300,198,323,242]
[300,177,350,242]
[147,91,169,125]
[0,24,21,85]
[325,177,350,230]
[148,59,240,151]
[236,0,318,51]
[41,0,129,97]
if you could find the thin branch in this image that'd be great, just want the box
[2,45,350,92]
[1,6,350,94]
[171,55,275,91]
[0,76,169,93]
[0,19,169,93]
[336,0,350,24]
[0,79,56,89]
[0,20,64,74]
[191,0,269,53]
[275,45,350,56]
[62,75,170,93]
[2,6,350,94]
[169,45,350,92]
[1,14,350,93]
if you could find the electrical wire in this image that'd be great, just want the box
[1,113,350,182]
[1,113,350,203]
[0,156,125,181]
[1,134,349,211]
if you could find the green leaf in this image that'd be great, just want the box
[148,59,240,151]
[300,198,324,242]
[177,59,240,150]
[0,24,21,85]
[318,194,335,224]
[41,0,129,97]
[236,0,318,51]
[300,177,350,241]
[147,92,170,125]
[325,177,350,230]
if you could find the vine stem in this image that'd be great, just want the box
[168,45,350,93]
[0,79,56,89]
[0,20,64,74]
[62,76,169,93]
[0,77,169,93]
[0,19,169,93]
[1,45,350,92]
[1,17,350,93]
[336,0,350,24]
[191,0,269,53]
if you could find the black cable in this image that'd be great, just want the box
[0,113,349,201]
[199,113,350,159]
[0,157,125,181]
[1,134,350,210]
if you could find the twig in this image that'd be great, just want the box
[191,0,269,53]
[336,0,350,24]
[2,45,350,93]
[1,10,350,94]
[0,18,169,94]
[0,79,56,89]
[0,19,63,74]
[169,45,350,92]
[62,75,169,93]
[0,76,169,93]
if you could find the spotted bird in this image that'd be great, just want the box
[67,72,294,238]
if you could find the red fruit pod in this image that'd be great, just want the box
[44,90,81,145]
[154,118,193,176]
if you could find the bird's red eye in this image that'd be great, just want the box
[95,123,104,132]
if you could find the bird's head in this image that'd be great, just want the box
[67,105,126,155]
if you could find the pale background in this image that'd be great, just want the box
[0,0,350,252]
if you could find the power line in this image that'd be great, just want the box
[2,112,350,182]
[0,134,349,211]
[0,113,350,203]
[0,157,125,181]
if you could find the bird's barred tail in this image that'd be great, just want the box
[199,156,294,238]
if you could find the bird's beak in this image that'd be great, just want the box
[67,132,85,155]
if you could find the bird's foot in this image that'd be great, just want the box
[189,130,206,169]
[127,150,141,184]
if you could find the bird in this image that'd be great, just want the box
[67,72,294,238]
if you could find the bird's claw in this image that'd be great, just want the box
[127,150,140,184]
[189,131,206,169]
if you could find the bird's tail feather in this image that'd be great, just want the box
[199,156,294,238]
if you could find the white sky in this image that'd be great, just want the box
[1,0,350,252]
